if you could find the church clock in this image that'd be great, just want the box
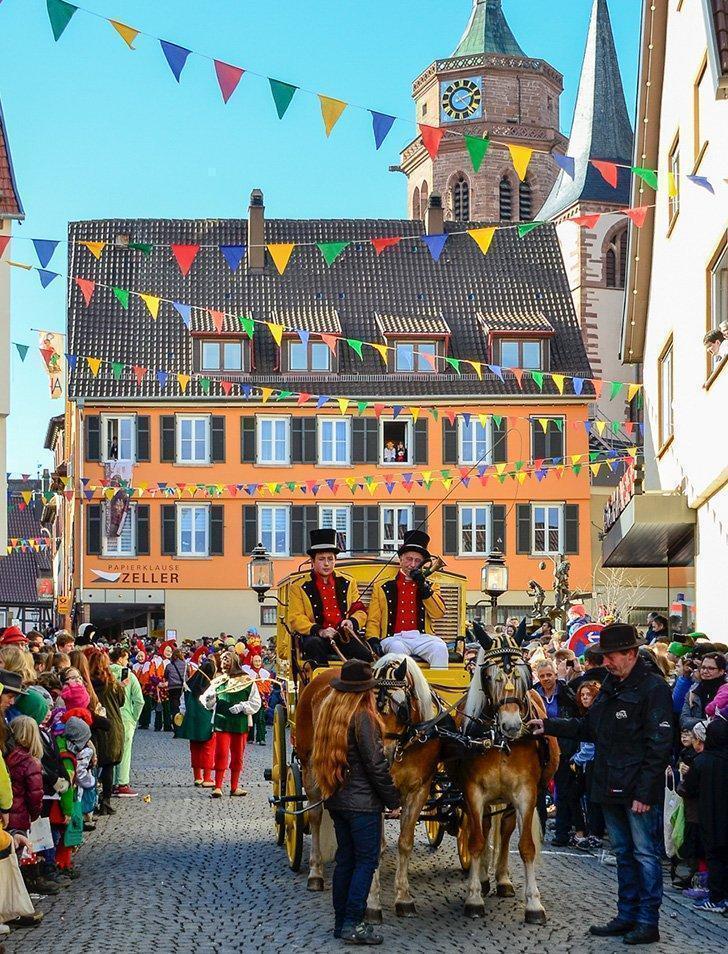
[440,77,483,123]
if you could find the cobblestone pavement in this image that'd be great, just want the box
[9,730,726,954]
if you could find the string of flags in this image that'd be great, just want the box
[5,538,50,555]
[35,0,722,196]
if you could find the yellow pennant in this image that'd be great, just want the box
[667,172,678,198]
[366,482,378,495]
[538,418,549,433]
[467,227,496,256]
[628,446,639,458]
[478,414,489,428]
[266,483,278,495]
[595,420,606,436]
[571,454,582,465]
[177,373,190,393]
[261,387,273,404]
[137,482,148,492]
[267,243,295,275]
[552,373,565,394]
[627,383,641,403]
[421,471,432,483]
[79,240,106,260]
[495,463,507,475]
[516,471,527,484]
[411,407,420,422]
[21,491,32,505]
[109,19,139,48]
[140,293,161,319]
[442,477,453,490]
[104,487,116,500]
[590,462,603,477]
[86,356,102,376]
[508,144,533,181]
[266,322,284,347]
[372,343,389,362]
[319,95,347,136]
[470,361,483,379]
[337,398,350,415]
[345,477,357,491]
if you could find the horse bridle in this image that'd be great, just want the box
[375,677,413,728]
[479,646,532,720]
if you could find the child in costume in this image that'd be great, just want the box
[178,657,217,787]
[243,654,272,746]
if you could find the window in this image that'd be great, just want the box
[693,55,709,166]
[709,241,728,340]
[260,605,277,627]
[319,505,352,555]
[102,504,136,557]
[177,505,209,556]
[395,341,436,372]
[258,506,290,557]
[499,176,513,221]
[532,504,563,555]
[658,339,674,448]
[319,418,350,465]
[499,338,542,369]
[531,417,564,461]
[452,174,470,222]
[288,340,331,372]
[101,415,135,462]
[668,137,680,225]
[258,417,290,465]
[459,418,491,465]
[200,339,244,372]
[381,506,413,553]
[519,180,533,222]
[605,228,628,289]
[177,416,209,464]
[380,418,413,465]
[459,505,491,555]
[412,186,421,219]
[421,181,429,215]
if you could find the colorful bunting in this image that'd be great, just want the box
[113,287,130,309]
[266,322,284,347]
[214,60,244,104]
[172,301,191,327]
[38,269,59,288]
[553,153,575,179]
[110,361,124,380]
[632,166,658,190]
[170,244,200,276]
[317,242,350,266]
[79,240,106,259]
[508,144,532,182]
[74,277,95,305]
[419,124,445,160]
[239,316,255,339]
[319,95,347,136]
[32,239,59,268]
[14,343,29,361]
[346,339,364,360]
[209,309,225,334]
[624,206,649,228]
[591,160,618,188]
[220,245,245,272]
[46,0,77,41]
[467,227,495,256]
[160,40,191,83]
[86,357,102,377]
[687,175,715,194]
[109,19,139,48]
[422,233,448,262]
[140,293,161,318]
[267,243,294,275]
[371,112,395,150]
[571,213,601,229]
[517,222,542,238]
[269,79,297,119]
[371,237,401,256]
[464,135,490,173]
[321,333,339,355]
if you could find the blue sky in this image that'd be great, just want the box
[0,0,639,472]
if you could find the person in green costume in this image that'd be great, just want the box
[177,656,217,788]
[109,646,144,798]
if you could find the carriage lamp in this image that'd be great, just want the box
[481,551,509,626]
[247,542,275,602]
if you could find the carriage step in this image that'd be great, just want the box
[263,768,272,781]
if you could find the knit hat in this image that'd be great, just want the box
[668,641,691,658]
[63,716,91,750]
[61,707,93,726]
[693,721,708,743]
[0,625,28,646]
[61,682,90,711]
[15,686,50,724]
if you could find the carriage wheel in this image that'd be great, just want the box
[423,781,445,850]
[457,810,471,872]
[272,705,287,847]
[284,763,304,872]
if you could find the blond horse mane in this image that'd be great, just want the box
[374,653,434,722]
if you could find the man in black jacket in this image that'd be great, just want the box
[530,623,673,946]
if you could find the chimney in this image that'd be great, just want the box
[248,189,265,270]
[425,192,444,235]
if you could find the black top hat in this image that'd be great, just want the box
[594,623,644,654]
[397,530,430,560]
[307,528,340,558]
[331,659,377,693]
[0,668,27,696]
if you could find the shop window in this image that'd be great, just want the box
[380,419,413,465]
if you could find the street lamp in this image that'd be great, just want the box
[247,542,275,603]
[481,550,509,626]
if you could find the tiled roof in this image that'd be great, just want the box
[453,0,525,58]
[712,0,728,75]
[270,305,341,334]
[0,482,51,607]
[67,215,592,401]
[0,97,23,220]
[376,312,451,336]
[478,310,553,333]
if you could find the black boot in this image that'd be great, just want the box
[589,918,635,937]
[98,799,116,816]
[623,925,660,945]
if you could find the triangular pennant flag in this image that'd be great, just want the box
[113,287,130,309]
[591,378,604,398]
[553,153,576,179]
[370,111,395,150]
[173,301,192,327]
[487,364,503,381]
[14,343,29,361]
[627,383,641,403]
[572,213,601,229]
[320,333,339,355]
[109,19,139,49]
[467,227,495,256]
[38,269,59,288]
[319,95,347,136]
[171,244,200,276]
[110,361,124,380]
[631,166,658,190]
[132,366,147,385]
[33,239,59,268]
[46,0,77,41]
[531,370,544,390]
[591,160,618,188]
[214,60,244,104]
[686,175,715,194]
[260,387,273,404]
[464,135,490,173]
[667,171,678,198]
[296,329,310,347]
[297,392,312,406]
[160,40,191,82]
[372,343,389,363]
[317,242,350,266]
[419,124,445,159]
[572,376,584,396]
[156,370,169,387]
[371,237,401,256]
[374,403,385,418]
[65,353,77,370]
[267,243,295,275]
[220,380,233,396]
[0,236,10,259]
[129,242,152,255]
[470,361,483,379]
[140,293,161,318]
[609,381,624,401]
[624,206,649,228]
[199,377,211,395]
[177,373,190,393]
[421,350,437,370]
[538,418,549,433]
[411,407,421,423]
[210,309,225,334]
[511,367,524,388]
[392,406,404,419]
[220,245,245,272]
[74,277,95,306]
[444,356,461,374]
[347,339,364,360]
[239,316,255,339]
[316,395,330,409]
[266,322,284,347]
[337,398,350,415]
[422,233,448,262]
[269,79,297,118]
[508,144,532,181]
[79,240,106,259]
[552,373,565,394]
[86,357,102,377]
[517,222,542,238]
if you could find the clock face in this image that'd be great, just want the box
[440,77,483,123]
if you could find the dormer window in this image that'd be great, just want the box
[195,337,248,373]
[395,341,437,372]
[288,340,331,372]
[499,339,543,369]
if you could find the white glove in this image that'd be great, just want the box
[229,702,245,715]
[54,777,70,794]
[179,696,186,716]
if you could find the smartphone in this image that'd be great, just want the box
[121,667,129,681]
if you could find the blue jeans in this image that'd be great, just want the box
[602,804,663,926]
[329,810,382,930]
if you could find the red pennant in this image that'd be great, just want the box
[534,458,545,471]
[227,484,238,496]
[371,237,402,256]
[74,277,96,306]
[373,403,385,418]
[403,481,414,493]
[40,347,55,368]
[132,365,147,385]
[0,236,10,258]
[209,309,225,333]
[320,333,339,354]
[214,60,244,104]
[625,422,635,435]
[171,244,200,276]
[297,392,312,406]
[591,379,603,398]
[572,213,601,229]
[458,467,470,480]
[624,206,649,228]
[220,380,233,395]
[445,409,457,426]
[419,123,445,160]
[510,367,524,388]
[591,160,618,188]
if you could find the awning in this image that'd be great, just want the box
[602,493,695,568]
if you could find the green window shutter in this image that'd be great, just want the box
[443,505,458,555]
[516,504,531,554]
[86,504,102,555]
[85,416,100,462]
[564,504,579,554]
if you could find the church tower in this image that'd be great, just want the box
[401,0,566,223]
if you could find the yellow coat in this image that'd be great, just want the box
[0,752,12,814]
[365,575,445,640]
[288,571,368,637]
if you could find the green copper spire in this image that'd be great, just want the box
[452,0,525,58]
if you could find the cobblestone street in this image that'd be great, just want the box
[9,730,726,954]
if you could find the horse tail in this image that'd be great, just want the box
[318,808,337,864]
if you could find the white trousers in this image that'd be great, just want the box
[381,630,449,669]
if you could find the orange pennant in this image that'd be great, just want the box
[319,95,347,136]
[267,243,295,275]
[79,240,106,260]
[109,19,139,48]
[266,322,284,347]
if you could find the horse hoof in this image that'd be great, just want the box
[395,901,417,918]
[525,909,547,925]
[480,879,490,896]
[365,908,383,925]
[464,902,485,919]
[496,883,515,898]
[307,876,324,892]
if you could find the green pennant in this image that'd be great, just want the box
[43,491,55,504]
[129,242,153,255]
[492,414,503,427]
[317,241,350,266]
[277,390,294,400]
[572,464,583,476]
[110,361,124,380]
[497,474,507,484]
[465,135,490,173]
[636,390,644,410]
[346,339,364,359]
[14,343,29,361]
[113,287,130,309]
[631,166,658,190]
[364,475,374,485]
[554,418,563,431]
[517,222,543,238]
[238,315,255,339]
[440,469,451,478]
[430,407,439,421]
[515,461,523,471]
[357,401,369,415]
[287,482,296,492]
[46,0,77,42]
[612,420,622,434]
[531,371,544,390]
[589,451,599,462]
[610,380,623,400]
[199,377,211,395]
[444,356,461,374]
[269,78,298,119]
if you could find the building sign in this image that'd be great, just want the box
[36,577,53,601]
[603,460,637,532]
[89,562,181,585]
[57,595,72,615]
[38,330,65,400]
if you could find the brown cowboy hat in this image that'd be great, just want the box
[593,622,644,654]
[331,659,376,693]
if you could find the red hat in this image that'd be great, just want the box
[190,646,208,664]
[135,639,145,654]
[158,639,177,655]
[61,706,93,726]
[0,626,28,646]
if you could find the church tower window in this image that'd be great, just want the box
[499,176,513,221]
[519,180,533,222]
[605,226,628,288]
[412,186,421,220]
[452,174,471,222]
[420,181,429,218]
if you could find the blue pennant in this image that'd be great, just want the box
[172,301,192,327]
[38,269,59,288]
[370,111,396,150]
[32,239,59,268]
[220,244,246,272]
[422,233,448,262]
[160,39,192,82]
[553,154,576,180]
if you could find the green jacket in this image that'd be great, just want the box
[110,665,144,725]
[202,675,260,735]
[177,689,213,742]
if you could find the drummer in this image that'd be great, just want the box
[289,528,376,667]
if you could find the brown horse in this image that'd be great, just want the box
[455,625,559,923]
[294,654,442,918]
